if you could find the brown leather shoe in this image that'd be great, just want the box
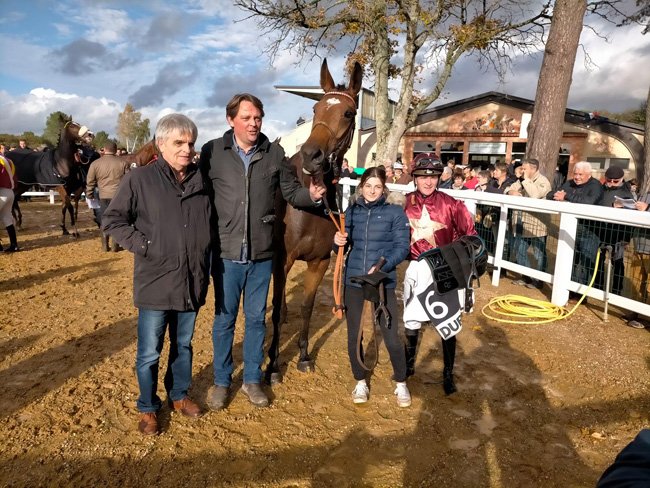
[138,412,158,435]
[171,397,203,418]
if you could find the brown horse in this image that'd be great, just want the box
[10,115,92,236]
[266,59,363,383]
[122,139,157,167]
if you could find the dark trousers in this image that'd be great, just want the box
[344,286,407,382]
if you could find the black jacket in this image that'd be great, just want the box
[598,181,635,207]
[200,130,315,261]
[546,176,604,204]
[102,157,212,311]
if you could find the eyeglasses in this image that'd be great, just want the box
[606,178,622,183]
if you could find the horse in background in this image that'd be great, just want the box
[10,115,92,236]
[122,139,157,167]
[266,59,363,383]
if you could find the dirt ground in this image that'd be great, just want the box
[1,200,649,488]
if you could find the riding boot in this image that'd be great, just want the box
[101,232,110,252]
[5,225,19,252]
[404,329,420,378]
[442,336,457,395]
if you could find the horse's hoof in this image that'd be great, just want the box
[297,360,314,373]
[62,230,70,236]
[269,372,283,385]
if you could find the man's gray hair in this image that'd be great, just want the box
[442,167,453,176]
[574,161,592,173]
[155,113,198,142]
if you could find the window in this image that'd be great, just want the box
[586,157,606,170]
[441,141,464,165]
[609,158,630,170]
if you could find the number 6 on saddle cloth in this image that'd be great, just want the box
[417,235,488,313]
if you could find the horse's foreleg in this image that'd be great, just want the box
[297,258,331,373]
[58,188,70,235]
[266,251,292,385]
[11,200,22,229]
[70,195,80,237]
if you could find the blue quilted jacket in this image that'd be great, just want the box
[341,196,410,289]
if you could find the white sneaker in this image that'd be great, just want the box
[352,381,369,404]
[394,382,412,408]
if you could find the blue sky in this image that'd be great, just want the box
[1,0,649,148]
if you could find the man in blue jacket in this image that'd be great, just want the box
[200,93,325,410]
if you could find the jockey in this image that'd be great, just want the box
[0,154,19,252]
[403,153,477,394]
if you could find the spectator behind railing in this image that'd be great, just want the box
[595,166,637,296]
[505,158,552,290]
[438,166,454,189]
[548,161,604,302]
[624,191,650,328]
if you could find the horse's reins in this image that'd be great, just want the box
[355,257,389,371]
[313,90,357,320]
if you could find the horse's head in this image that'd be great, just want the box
[300,59,363,181]
[53,116,92,178]
[61,118,92,147]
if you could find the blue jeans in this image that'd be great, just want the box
[212,258,272,386]
[513,235,547,273]
[573,227,601,286]
[136,309,197,413]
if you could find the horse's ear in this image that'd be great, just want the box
[320,58,336,92]
[348,62,363,96]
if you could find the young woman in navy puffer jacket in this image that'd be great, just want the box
[334,166,411,407]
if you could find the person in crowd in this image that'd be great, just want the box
[384,163,395,182]
[548,161,604,301]
[392,162,411,185]
[513,161,524,181]
[0,154,19,252]
[437,166,454,189]
[628,178,638,197]
[103,114,210,435]
[402,154,477,395]
[474,170,491,192]
[506,158,552,289]
[333,166,411,406]
[451,170,467,190]
[341,158,357,179]
[595,166,636,295]
[486,162,515,194]
[0,144,6,156]
[447,159,457,171]
[200,93,326,410]
[85,141,131,251]
[463,165,479,189]
[18,139,29,151]
[617,188,650,329]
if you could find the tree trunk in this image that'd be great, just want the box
[641,85,650,196]
[526,0,587,180]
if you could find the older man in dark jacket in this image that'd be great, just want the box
[595,166,637,295]
[200,93,325,410]
[548,161,604,296]
[103,114,211,435]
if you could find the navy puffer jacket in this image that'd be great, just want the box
[342,196,410,289]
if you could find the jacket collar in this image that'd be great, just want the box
[355,195,387,208]
[222,128,271,154]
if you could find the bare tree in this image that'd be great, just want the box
[525,0,587,179]
[235,0,551,164]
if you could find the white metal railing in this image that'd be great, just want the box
[339,177,650,315]
[21,190,58,204]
